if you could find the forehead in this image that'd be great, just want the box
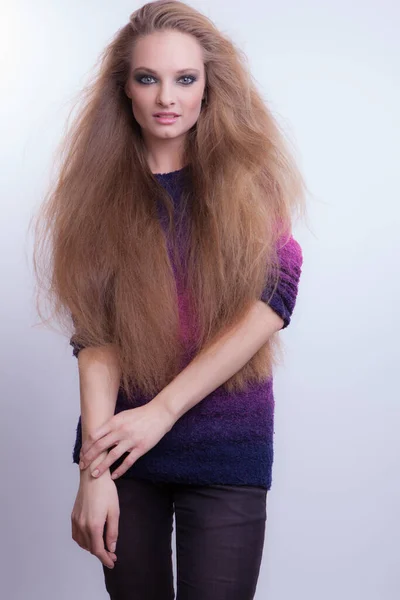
[131,30,204,72]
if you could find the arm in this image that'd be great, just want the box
[76,345,121,474]
[79,302,283,478]
[152,233,303,422]
[78,234,303,478]
[71,345,121,569]
[152,300,283,421]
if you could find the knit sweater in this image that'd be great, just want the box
[71,166,303,490]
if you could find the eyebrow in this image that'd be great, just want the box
[133,67,201,75]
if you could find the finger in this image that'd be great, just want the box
[80,436,96,456]
[81,433,117,466]
[90,443,130,478]
[72,520,85,549]
[86,415,121,451]
[81,420,113,455]
[111,448,143,480]
[81,433,120,469]
[89,524,115,569]
[105,506,120,555]
[81,528,92,552]
[72,516,90,551]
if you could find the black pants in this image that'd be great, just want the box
[102,476,268,600]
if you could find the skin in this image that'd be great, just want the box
[124,29,207,174]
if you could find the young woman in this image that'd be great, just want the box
[33,1,307,598]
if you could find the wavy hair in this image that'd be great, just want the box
[32,0,308,400]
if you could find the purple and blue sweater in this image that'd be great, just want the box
[71,166,303,490]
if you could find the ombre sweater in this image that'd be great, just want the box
[71,166,303,490]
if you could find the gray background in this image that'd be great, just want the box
[1,0,399,598]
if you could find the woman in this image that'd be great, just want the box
[33,1,307,598]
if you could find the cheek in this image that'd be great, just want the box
[131,92,147,112]
[179,95,204,124]
[184,92,204,111]
[128,84,153,106]
[130,94,151,124]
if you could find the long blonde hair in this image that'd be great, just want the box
[32,0,308,401]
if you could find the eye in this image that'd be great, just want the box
[135,75,156,85]
[179,75,197,85]
[134,74,197,85]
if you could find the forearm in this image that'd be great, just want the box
[152,300,283,422]
[77,345,121,469]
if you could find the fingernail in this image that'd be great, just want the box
[110,542,116,552]
[92,469,99,477]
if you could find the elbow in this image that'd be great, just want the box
[255,300,285,332]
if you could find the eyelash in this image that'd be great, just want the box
[135,74,197,86]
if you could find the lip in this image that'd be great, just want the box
[153,112,180,117]
[153,114,180,125]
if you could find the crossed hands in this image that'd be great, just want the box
[79,400,176,479]
[71,400,176,569]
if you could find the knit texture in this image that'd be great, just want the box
[71,167,303,489]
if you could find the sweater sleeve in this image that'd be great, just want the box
[260,234,303,329]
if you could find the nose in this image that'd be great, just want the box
[156,82,176,107]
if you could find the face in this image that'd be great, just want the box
[125,30,206,143]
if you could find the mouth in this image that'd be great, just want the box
[153,113,180,125]
[153,112,180,117]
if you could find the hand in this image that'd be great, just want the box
[71,469,119,569]
[79,400,176,480]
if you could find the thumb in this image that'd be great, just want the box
[105,507,119,554]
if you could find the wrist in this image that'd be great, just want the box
[79,467,111,483]
[79,449,110,477]
[80,463,110,481]
[151,394,178,431]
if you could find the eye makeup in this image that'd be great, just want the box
[134,73,198,85]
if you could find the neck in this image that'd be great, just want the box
[143,131,186,175]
